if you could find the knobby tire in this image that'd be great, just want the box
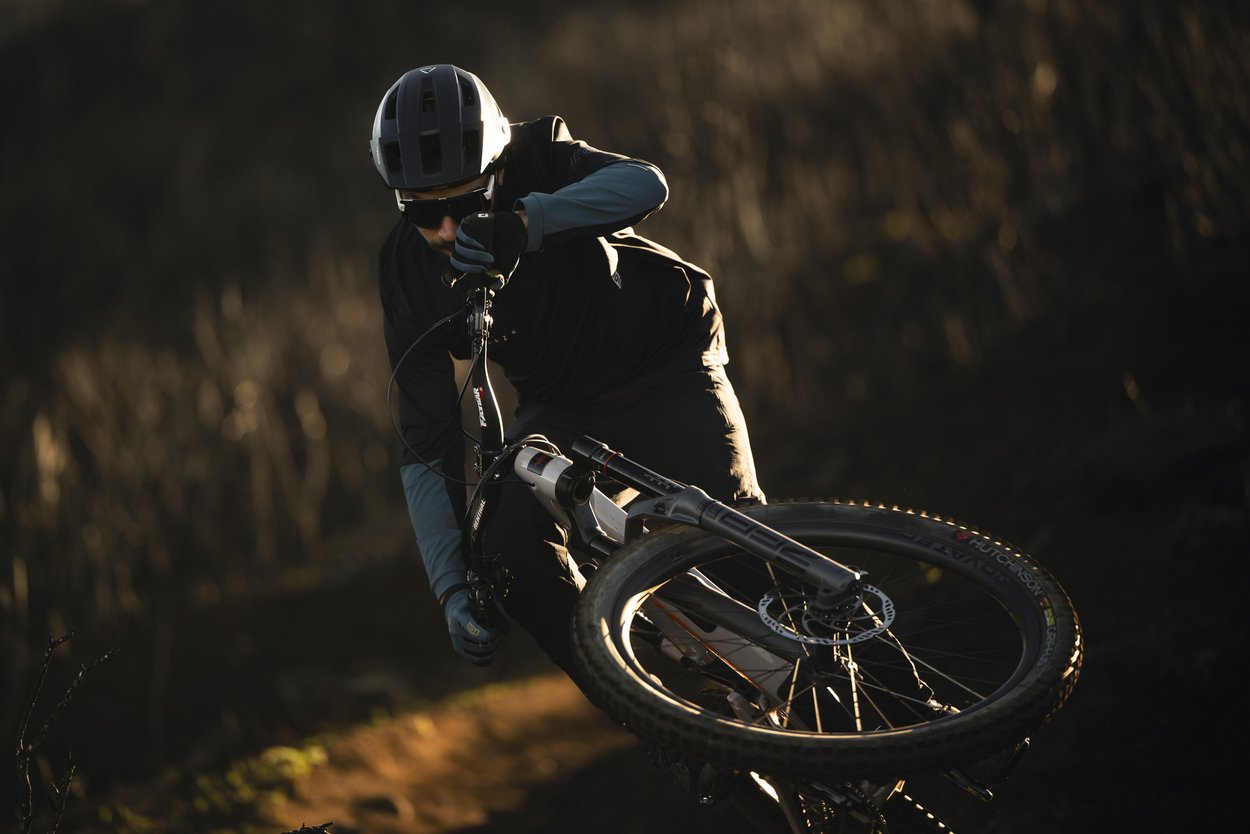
[571,501,1082,778]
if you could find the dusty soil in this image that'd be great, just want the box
[74,673,768,834]
[254,676,809,834]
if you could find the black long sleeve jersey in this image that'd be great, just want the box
[379,116,728,503]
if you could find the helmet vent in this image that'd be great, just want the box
[419,132,442,174]
[462,129,480,167]
[460,79,477,106]
[421,89,436,113]
[383,91,398,121]
[383,141,403,175]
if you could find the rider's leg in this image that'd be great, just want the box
[590,360,765,505]
[484,359,762,692]
[481,481,587,679]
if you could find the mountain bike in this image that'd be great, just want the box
[395,271,1083,832]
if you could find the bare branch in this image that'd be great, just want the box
[27,648,115,754]
[47,753,78,834]
[16,634,70,834]
[16,635,71,755]
[13,633,113,834]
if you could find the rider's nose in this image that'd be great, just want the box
[438,215,457,244]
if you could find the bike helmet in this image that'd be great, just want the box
[370,64,511,191]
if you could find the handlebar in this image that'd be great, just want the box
[441,267,510,293]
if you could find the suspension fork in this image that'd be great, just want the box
[569,437,865,597]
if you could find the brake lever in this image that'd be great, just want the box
[442,267,509,292]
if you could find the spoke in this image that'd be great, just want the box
[630,546,1023,738]
[858,638,1018,660]
[648,617,1003,709]
[812,683,824,733]
[783,653,802,729]
[885,617,1020,640]
[825,656,1012,689]
[845,641,863,731]
[868,631,992,701]
[770,668,917,731]
[845,675,897,729]
[897,652,990,701]
[816,672,945,715]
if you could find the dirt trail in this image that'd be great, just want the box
[75,673,769,834]
[263,675,634,834]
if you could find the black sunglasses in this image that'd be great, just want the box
[396,175,496,230]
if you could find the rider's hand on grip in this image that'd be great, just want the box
[443,587,498,666]
[451,211,528,280]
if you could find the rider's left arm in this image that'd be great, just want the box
[514,161,669,251]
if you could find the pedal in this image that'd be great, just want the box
[944,767,995,802]
[944,738,1031,802]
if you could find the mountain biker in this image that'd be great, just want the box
[371,64,764,678]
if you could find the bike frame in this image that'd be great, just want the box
[439,272,1005,826]
[453,275,864,634]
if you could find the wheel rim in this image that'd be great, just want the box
[611,520,1043,739]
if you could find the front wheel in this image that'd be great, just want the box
[571,501,1081,777]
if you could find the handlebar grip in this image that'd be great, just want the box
[570,437,685,497]
[570,436,612,463]
[444,267,508,293]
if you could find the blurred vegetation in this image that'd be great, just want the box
[83,739,331,834]
[1,0,1248,811]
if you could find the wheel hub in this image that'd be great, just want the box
[757,584,895,645]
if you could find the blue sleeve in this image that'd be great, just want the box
[401,461,466,601]
[516,160,669,251]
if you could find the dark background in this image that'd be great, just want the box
[2,0,1247,831]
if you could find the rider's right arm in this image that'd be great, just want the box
[379,253,469,601]
[401,460,466,601]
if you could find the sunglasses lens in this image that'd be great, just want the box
[401,201,448,230]
[448,191,490,221]
[399,186,492,230]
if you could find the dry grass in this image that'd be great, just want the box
[1,253,404,722]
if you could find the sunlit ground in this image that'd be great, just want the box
[76,675,658,834]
